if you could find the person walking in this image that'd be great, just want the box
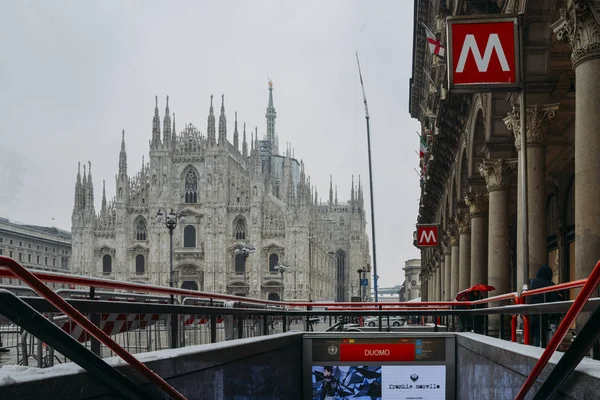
[528,264,561,347]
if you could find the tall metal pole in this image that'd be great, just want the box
[169,228,174,289]
[518,13,530,291]
[356,52,379,302]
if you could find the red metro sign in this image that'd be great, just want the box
[416,225,439,247]
[447,15,520,92]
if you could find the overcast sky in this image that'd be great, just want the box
[0,0,421,287]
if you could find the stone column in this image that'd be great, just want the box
[455,213,472,292]
[479,159,517,297]
[440,255,445,301]
[504,104,558,289]
[465,193,489,285]
[450,230,460,298]
[435,260,442,301]
[444,245,452,301]
[553,4,600,300]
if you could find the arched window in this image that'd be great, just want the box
[234,217,247,240]
[268,293,280,301]
[235,253,246,274]
[269,254,279,272]
[336,250,346,302]
[135,254,145,275]
[184,169,198,203]
[134,217,147,241]
[102,254,112,275]
[183,225,196,248]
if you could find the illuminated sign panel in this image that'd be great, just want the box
[416,225,439,248]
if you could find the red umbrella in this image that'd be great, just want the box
[455,284,496,301]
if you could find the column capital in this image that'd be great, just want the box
[464,192,489,218]
[479,158,518,192]
[503,104,559,150]
[455,213,471,234]
[447,228,459,246]
[552,0,600,68]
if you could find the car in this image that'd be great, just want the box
[364,316,405,327]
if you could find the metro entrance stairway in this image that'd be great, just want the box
[0,255,599,399]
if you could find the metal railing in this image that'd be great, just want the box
[515,259,600,400]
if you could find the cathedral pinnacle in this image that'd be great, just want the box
[207,95,216,145]
[233,111,239,150]
[151,95,161,147]
[163,95,171,144]
[266,81,277,155]
[119,130,127,177]
[218,94,227,145]
[242,122,248,157]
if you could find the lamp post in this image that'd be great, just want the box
[357,268,364,301]
[155,208,186,290]
[274,263,289,302]
[233,244,255,296]
[156,208,186,349]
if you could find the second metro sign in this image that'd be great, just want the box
[447,15,521,92]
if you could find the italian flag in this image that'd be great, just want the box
[419,134,428,159]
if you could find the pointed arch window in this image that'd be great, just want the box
[235,253,246,274]
[135,254,145,275]
[234,217,247,240]
[134,217,147,241]
[102,254,112,275]
[184,169,198,203]
[183,225,196,248]
[269,254,279,272]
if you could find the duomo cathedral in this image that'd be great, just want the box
[71,83,371,301]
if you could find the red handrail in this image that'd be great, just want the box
[521,279,587,299]
[519,279,586,345]
[515,259,600,400]
[0,256,187,400]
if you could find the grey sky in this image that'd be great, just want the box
[0,0,420,287]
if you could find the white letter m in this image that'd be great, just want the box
[420,229,436,244]
[456,33,510,73]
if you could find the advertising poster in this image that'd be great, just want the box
[381,365,446,400]
[312,365,382,400]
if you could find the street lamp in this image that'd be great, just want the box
[155,208,186,289]
[357,269,364,301]
[233,244,255,296]
[155,208,186,350]
[274,263,289,301]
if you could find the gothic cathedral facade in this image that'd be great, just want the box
[71,83,370,301]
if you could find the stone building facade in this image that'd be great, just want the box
[402,258,421,301]
[0,217,72,285]
[71,83,371,301]
[410,0,600,312]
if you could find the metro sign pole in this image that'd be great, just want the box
[446,14,528,290]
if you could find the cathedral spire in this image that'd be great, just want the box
[151,96,161,148]
[207,95,216,145]
[101,179,107,214]
[329,175,333,205]
[335,185,338,205]
[163,95,171,144]
[242,122,248,157]
[82,163,87,209]
[233,111,239,150]
[266,80,278,155]
[218,94,227,145]
[171,113,176,146]
[73,161,83,211]
[87,161,95,212]
[351,175,355,204]
[119,129,127,177]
